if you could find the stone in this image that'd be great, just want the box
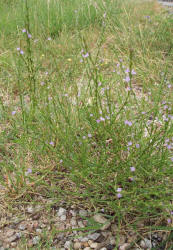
[90,242,99,248]
[119,243,131,250]
[27,206,34,214]
[6,234,18,243]
[118,235,126,246]
[88,233,100,241]
[78,221,85,228]
[18,222,27,231]
[60,215,66,221]
[109,236,116,245]
[70,218,77,226]
[93,214,111,230]
[32,236,40,245]
[64,240,72,249]
[70,210,77,217]
[111,224,118,235]
[100,248,107,250]
[140,238,152,249]
[79,209,88,217]
[6,229,15,237]
[84,248,91,250]
[36,228,42,234]
[79,236,89,242]
[57,207,66,217]
[74,242,82,249]
[11,242,17,247]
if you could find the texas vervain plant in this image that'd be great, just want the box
[0,0,172,247]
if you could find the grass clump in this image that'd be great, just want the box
[0,0,173,243]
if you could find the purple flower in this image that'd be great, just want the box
[28,34,32,38]
[40,81,45,86]
[22,29,26,33]
[167,218,171,224]
[12,111,16,115]
[59,159,63,163]
[124,76,130,82]
[129,177,134,182]
[90,114,93,117]
[131,69,136,75]
[96,119,101,123]
[25,168,32,176]
[117,187,122,192]
[136,144,140,148]
[124,120,132,126]
[167,145,171,150]
[145,16,150,19]
[80,59,83,63]
[125,68,130,74]
[100,117,105,121]
[117,63,120,67]
[171,157,173,162]
[82,52,89,58]
[117,193,122,199]
[130,166,136,172]
[98,82,102,86]
[49,141,54,146]
[168,84,171,88]
[88,134,92,138]
[47,37,51,41]
[171,211,173,215]
[83,136,86,139]
[20,50,24,55]
[127,141,132,146]
[126,87,131,91]
[17,47,20,51]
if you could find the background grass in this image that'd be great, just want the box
[0,0,173,243]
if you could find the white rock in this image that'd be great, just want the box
[119,243,130,250]
[32,236,40,245]
[27,206,34,213]
[90,242,99,248]
[74,242,82,249]
[88,233,100,241]
[93,214,108,224]
[18,223,26,231]
[36,228,42,234]
[79,209,88,217]
[100,248,107,250]
[109,236,116,245]
[57,207,66,217]
[70,210,77,217]
[84,248,91,250]
[70,218,77,226]
[64,240,72,249]
[78,221,85,228]
[79,237,89,242]
[140,238,152,249]
[60,214,67,221]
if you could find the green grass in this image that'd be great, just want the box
[0,0,173,247]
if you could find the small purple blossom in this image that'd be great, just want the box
[17,47,20,51]
[25,168,32,176]
[27,33,32,38]
[126,87,131,91]
[100,117,105,121]
[167,218,171,224]
[129,177,134,182]
[117,193,122,199]
[117,187,122,192]
[22,28,26,33]
[20,50,24,55]
[117,63,120,67]
[124,120,132,126]
[80,59,83,63]
[59,159,63,163]
[82,136,86,139]
[124,76,130,82]
[47,37,51,41]
[40,81,45,86]
[98,82,102,86]
[171,157,173,162]
[136,144,140,148]
[131,69,136,75]
[168,84,171,88]
[96,119,101,123]
[90,114,93,117]
[88,134,92,138]
[127,141,132,146]
[125,68,130,74]
[82,52,89,58]
[49,141,54,146]
[130,166,136,172]
[145,16,150,19]
[12,111,16,115]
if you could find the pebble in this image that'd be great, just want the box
[79,236,89,242]
[109,236,116,245]
[32,236,40,245]
[79,209,88,217]
[64,240,72,249]
[18,222,26,231]
[118,235,126,246]
[93,214,111,230]
[70,218,77,226]
[6,234,18,243]
[84,247,91,250]
[119,243,130,250]
[90,242,99,248]
[70,210,77,217]
[57,207,67,217]
[78,220,85,228]
[36,228,42,234]
[140,238,152,249]
[27,206,34,214]
[11,242,17,247]
[88,233,100,241]
[74,242,82,249]
[0,247,5,250]
[100,248,107,250]
[60,214,67,221]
